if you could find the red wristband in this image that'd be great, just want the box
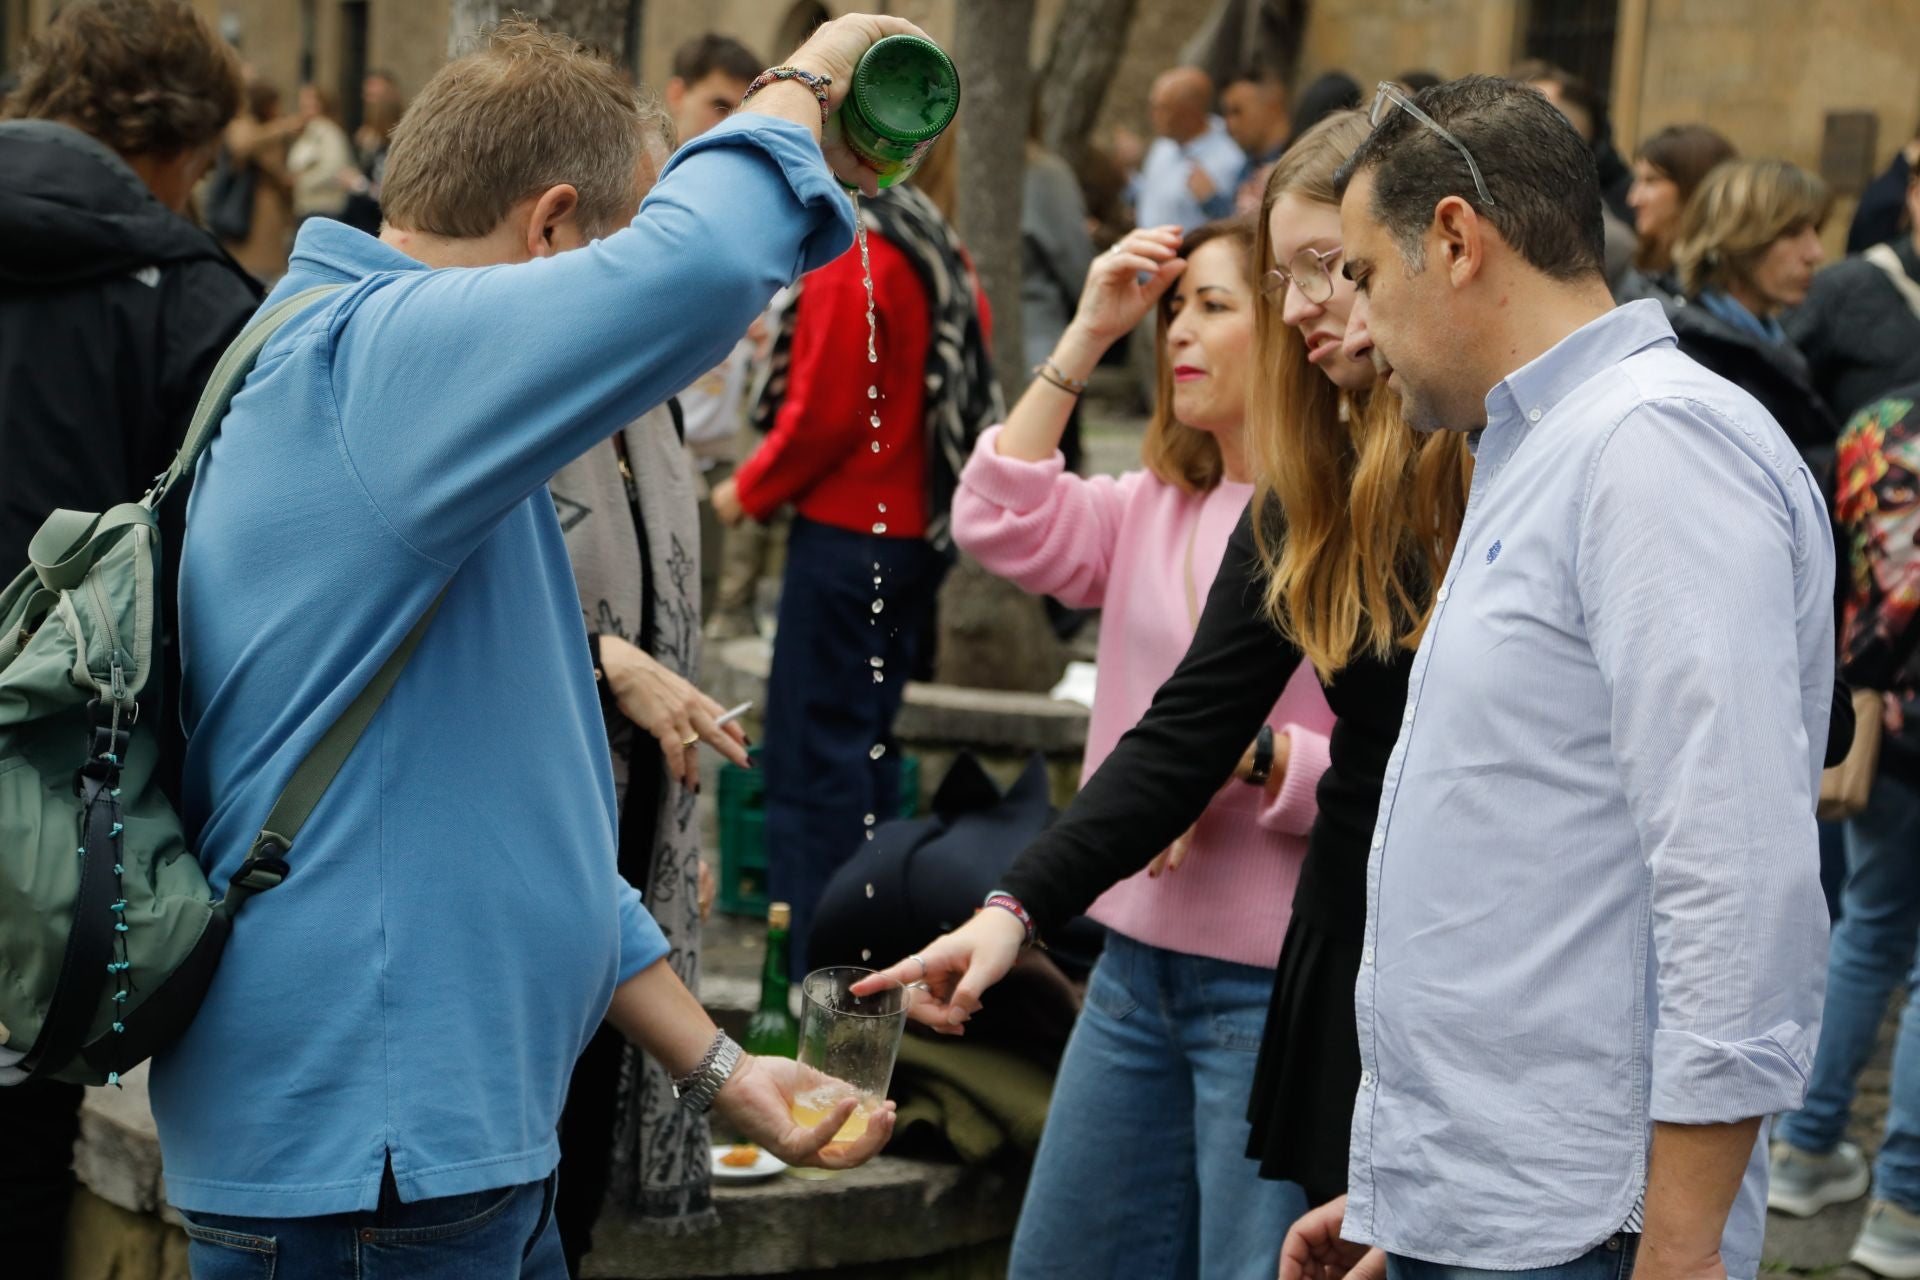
[982,891,1040,948]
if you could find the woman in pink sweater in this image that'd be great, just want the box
[950,217,1333,1279]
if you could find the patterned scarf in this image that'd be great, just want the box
[749,184,1003,553]
[549,403,714,1231]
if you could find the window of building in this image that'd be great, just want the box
[1519,0,1618,103]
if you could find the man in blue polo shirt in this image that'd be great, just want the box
[159,14,920,1276]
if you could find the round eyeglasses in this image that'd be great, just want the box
[1261,245,1344,306]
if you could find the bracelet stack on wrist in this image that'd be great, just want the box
[672,1031,744,1113]
[982,890,1042,948]
[740,66,834,129]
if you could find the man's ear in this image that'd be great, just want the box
[1432,194,1485,288]
[664,77,686,112]
[525,184,580,259]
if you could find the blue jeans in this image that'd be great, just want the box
[179,1169,564,1279]
[1780,771,1920,1210]
[764,516,945,973]
[1388,1235,1638,1280]
[1009,932,1307,1280]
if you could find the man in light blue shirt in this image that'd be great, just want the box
[160,15,918,1277]
[1281,77,1831,1280]
[1132,66,1247,231]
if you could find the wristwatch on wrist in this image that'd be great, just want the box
[672,1032,744,1113]
[1244,724,1276,788]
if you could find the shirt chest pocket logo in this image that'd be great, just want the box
[1486,539,1503,565]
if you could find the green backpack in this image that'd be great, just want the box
[0,285,440,1087]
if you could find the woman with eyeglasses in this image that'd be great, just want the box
[863,108,1472,1258]
[946,215,1336,1278]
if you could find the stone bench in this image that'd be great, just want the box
[703,637,1091,808]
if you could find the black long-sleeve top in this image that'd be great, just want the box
[1002,502,1412,945]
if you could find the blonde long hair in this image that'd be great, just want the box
[1249,110,1472,678]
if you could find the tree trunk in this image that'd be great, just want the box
[1035,0,1140,174]
[1178,0,1311,88]
[448,0,634,62]
[937,1,1064,695]
[952,0,1032,400]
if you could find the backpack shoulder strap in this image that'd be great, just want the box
[218,589,446,913]
[146,283,345,509]
[1864,244,1920,326]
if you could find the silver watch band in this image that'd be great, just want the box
[672,1032,743,1114]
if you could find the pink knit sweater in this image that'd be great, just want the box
[951,427,1334,970]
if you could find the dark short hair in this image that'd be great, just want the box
[1223,62,1280,91]
[1335,74,1605,282]
[6,0,241,156]
[1510,58,1608,142]
[1395,70,1442,93]
[671,33,760,86]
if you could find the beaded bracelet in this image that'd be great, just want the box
[741,66,835,130]
[982,890,1042,948]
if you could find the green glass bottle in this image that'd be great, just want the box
[834,34,961,190]
[743,902,800,1059]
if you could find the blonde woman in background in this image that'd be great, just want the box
[286,83,355,221]
[1665,157,1837,461]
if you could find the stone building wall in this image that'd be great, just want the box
[1289,0,1920,255]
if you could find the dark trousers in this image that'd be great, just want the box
[554,1023,625,1278]
[0,1079,84,1275]
[765,516,946,973]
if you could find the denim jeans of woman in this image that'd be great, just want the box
[179,1165,564,1279]
[1009,931,1307,1280]
[1779,771,1920,1210]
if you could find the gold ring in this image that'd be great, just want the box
[680,734,700,748]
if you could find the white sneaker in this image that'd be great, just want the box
[1853,1198,1920,1277]
[1768,1139,1870,1217]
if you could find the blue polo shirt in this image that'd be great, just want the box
[154,115,854,1216]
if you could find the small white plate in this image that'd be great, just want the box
[709,1143,787,1182]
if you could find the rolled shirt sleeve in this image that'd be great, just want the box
[1576,399,1832,1124]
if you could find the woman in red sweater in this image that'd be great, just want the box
[713,165,995,971]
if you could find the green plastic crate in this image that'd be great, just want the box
[717,746,919,919]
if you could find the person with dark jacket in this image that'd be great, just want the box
[0,3,256,1275]
[1666,158,1839,464]
[1787,162,1920,426]
[1847,124,1919,256]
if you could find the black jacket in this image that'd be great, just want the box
[1663,295,1839,462]
[0,120,260,572]
[1785,236,1920,428]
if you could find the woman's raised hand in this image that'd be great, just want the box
[852,906,1028,1033]
[1067,226,1188,347]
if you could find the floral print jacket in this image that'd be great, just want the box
[1835,387,1920,762]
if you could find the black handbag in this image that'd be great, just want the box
[204,146,256,243]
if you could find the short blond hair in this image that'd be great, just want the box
[1672,158,1831,297]
[381,19,666,239]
